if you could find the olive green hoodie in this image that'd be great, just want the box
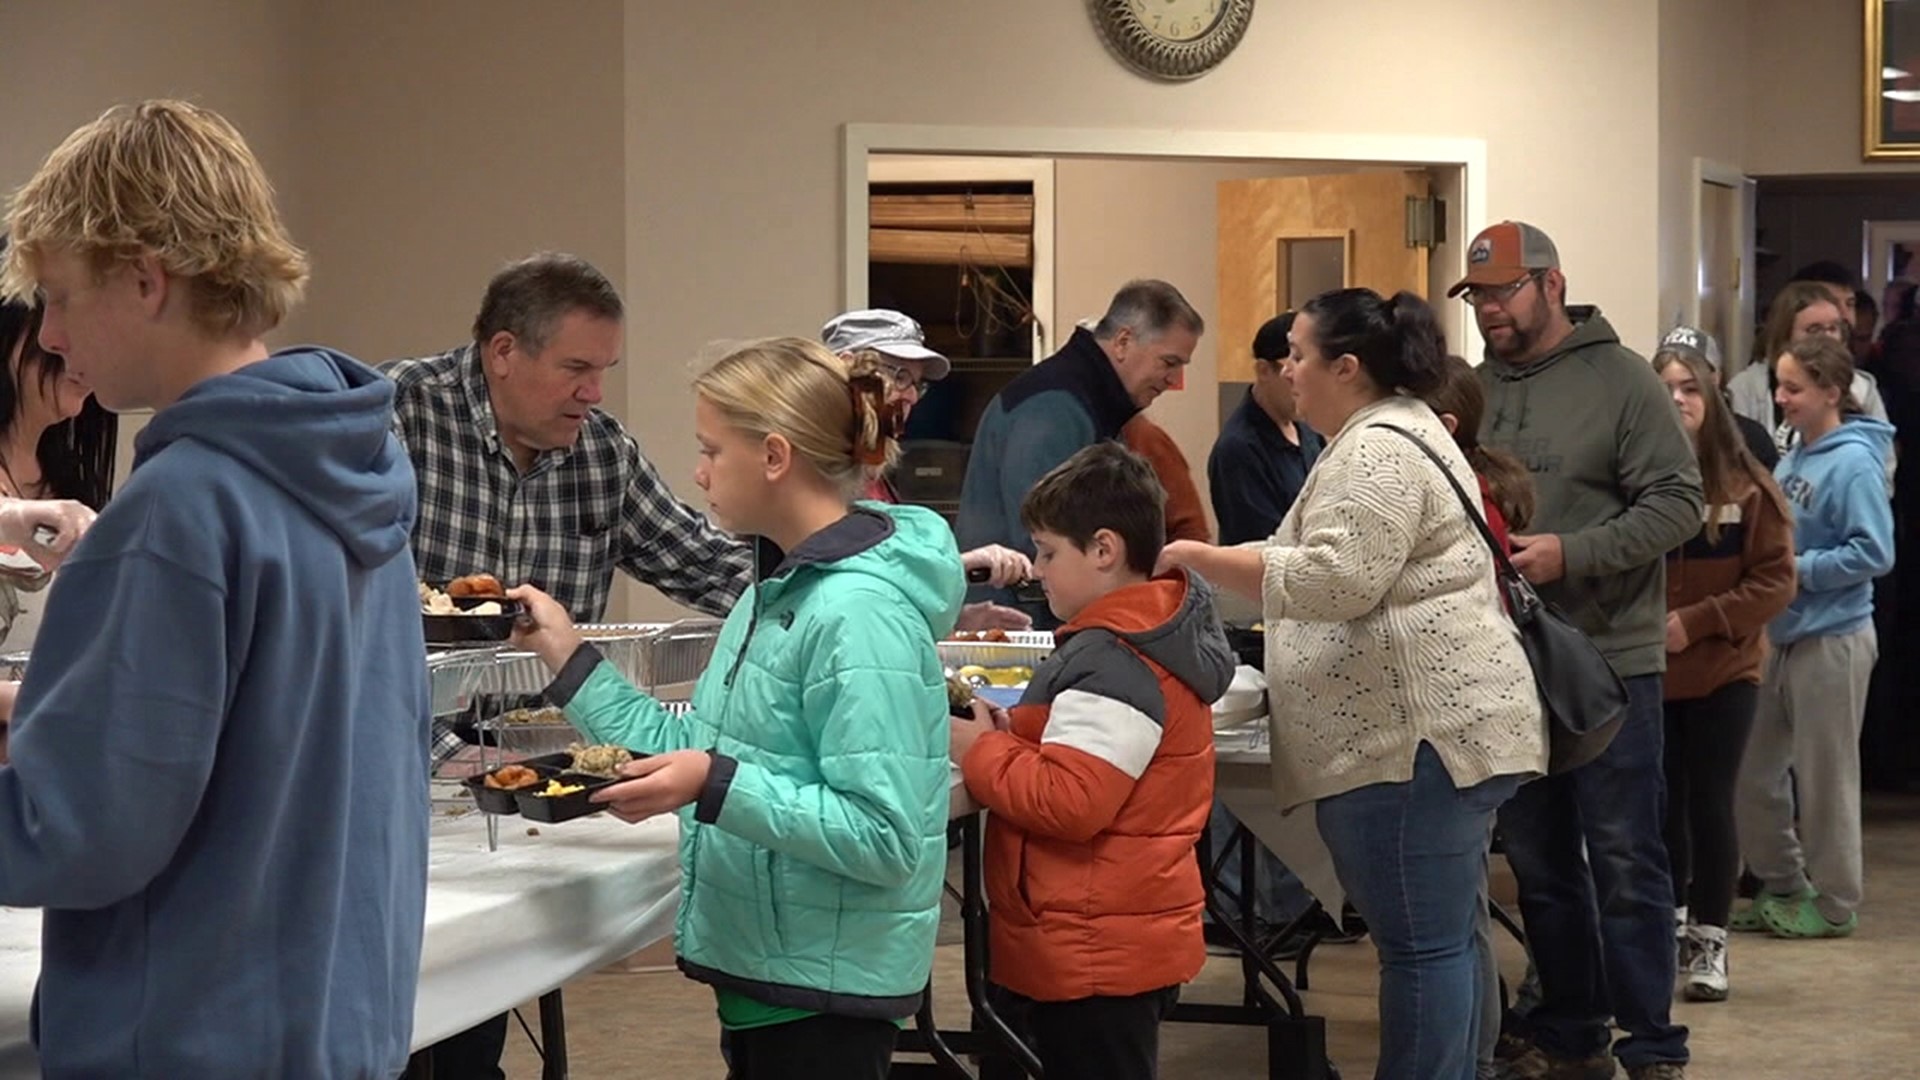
[1476,308,1705,678]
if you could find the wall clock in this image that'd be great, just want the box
[1088,0,1256,82]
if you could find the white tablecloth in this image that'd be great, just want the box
[0,808,681,1076]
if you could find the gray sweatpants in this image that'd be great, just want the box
[1735,625,1877,922]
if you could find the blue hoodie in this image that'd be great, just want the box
[0,349,431,1078]
[1771,415,1896,645]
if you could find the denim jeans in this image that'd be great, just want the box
[1317,742,1520,1080]
[1205,801,1314,926]
[1497,674,1689,1068]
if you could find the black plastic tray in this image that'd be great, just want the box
[514,771,618,823]
[424,595,525,645]
[463,762,560,815]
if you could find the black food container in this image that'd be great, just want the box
[424,596,524,645]
[514,772,618,823]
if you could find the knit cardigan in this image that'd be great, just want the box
[1260,394,1547,808]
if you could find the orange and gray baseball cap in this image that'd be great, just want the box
[1446,221,1561,299]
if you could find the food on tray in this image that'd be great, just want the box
[448,573,506,598]
[482,764,541,790]
[569,743,633,777]
[945,628,1014,643]
[946,672,976,712]
[538,779,586,797]
[954,664,1033,689]
[502,706,568,726]
[420,580,504,616]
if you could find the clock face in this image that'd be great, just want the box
[1128,0,1226,44]
[1090,0,1254,81]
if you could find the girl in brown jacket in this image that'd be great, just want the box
[1652,334,1797,1003]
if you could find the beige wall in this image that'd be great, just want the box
[1746,0,1920,177]
[1657,0,1753,336]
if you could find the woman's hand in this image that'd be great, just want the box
[1155,539,1211,577]
[507,585,584,673]
[0,499,95,572]
[592,750,712,822]
[961,544,1032,588]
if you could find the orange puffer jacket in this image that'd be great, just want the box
[959,569,1234,1002]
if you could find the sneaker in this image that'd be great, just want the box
[1681,925,1728,1002]
[1626,1064,1686,1080]
[1673,917,1695,978]
[1494,1046,1616,1080]
[1758,893,1858,939]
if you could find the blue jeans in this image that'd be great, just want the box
[1318,742,1520,1080]
[1205,801,1314,925]
[1498,674,1689,1068]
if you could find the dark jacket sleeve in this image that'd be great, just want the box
[1208,434,1285,546]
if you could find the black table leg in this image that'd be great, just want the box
[538,990,568,1080]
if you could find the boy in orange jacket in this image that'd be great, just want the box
[950,442,1234,1080]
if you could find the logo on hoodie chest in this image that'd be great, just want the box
[1779,473,1816,511]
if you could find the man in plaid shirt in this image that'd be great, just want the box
[392,252,752,1076]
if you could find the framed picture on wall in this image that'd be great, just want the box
[1866,0,1920,159]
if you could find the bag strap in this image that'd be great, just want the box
[1368,422,1526,586]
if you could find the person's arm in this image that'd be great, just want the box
[615,436,753,617]
[0,549,228,908]
[694,598,944,888]
[1259,432,1423,623]
[548,644,702,754]
[961,646,1161,844]
[1670,487,1797,644]
[1796,462,1896,591]
[1558,368,1705,578]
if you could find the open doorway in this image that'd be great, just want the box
[848,128,1482,537]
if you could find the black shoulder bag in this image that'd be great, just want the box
[1373,423,1627,774]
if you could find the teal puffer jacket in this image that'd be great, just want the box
[556,504,963,1018]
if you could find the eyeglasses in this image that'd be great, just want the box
[1461,271,1543,308]
[878,362,929,397]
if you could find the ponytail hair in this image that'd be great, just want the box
[693,337,904,498]
[1418,354,1535,531]
[1299,288,1447,396]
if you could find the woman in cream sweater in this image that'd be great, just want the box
[1162,288,1545,1080]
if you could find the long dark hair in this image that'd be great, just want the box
[1652,347,1785,544]
[1421,355,1535,531]
[0,300,117,510]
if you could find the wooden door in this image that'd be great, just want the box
[1216,171,1431,383]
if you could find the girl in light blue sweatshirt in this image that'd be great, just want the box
[1734,336,1894,940]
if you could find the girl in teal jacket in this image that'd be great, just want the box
[510,337,964,1079]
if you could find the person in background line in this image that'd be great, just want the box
[0,98,430,1078]
[0,274,116,650]
[1119,412,1211,544]
[1197,310,1335,960]
[1651,336,1797,1002]
[1852,289,1881,368]
[822,309,1029,629]
[1208,311,1325,547]
[1657,326,1777,471]
[1420,353,1537,1080]
[1734,336,1894,941]
[1728,277,1891,465]
[957,279,1202,627]
[1460,220,1700,1080]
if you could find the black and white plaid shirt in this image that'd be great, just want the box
[388,347,752,765]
